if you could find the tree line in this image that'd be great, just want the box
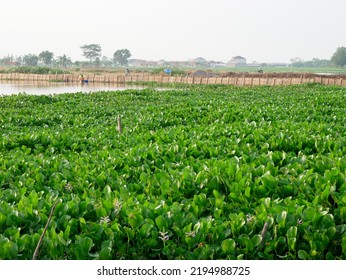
[0,44,132,68]
[1,45,345,68]
[289,47,346,68]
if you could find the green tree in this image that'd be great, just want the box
[22,54,39,66]
[113,49,131,67]
[311,58,330,67]
[331,47,346,68]
[80,44,102,65]
[56,54,72,68]
[290,57,304,67]
[0,55,15,66]
[101,56,113,68]
[39,51,54,66]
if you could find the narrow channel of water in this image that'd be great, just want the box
[0,81,147,96]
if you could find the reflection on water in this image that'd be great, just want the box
[0,81,146,96]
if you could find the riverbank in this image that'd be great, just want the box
[1,72,346,86]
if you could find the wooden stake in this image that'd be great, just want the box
[117,115,122,134]
[32,198,60,260]
[260,221,269,245]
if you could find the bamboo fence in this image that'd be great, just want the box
[0,73,345,87]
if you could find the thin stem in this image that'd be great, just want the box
[32,199,60,260]
[260,221,269,245]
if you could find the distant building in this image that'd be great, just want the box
[188,57,209,67]
[5,61,20,66]
[128,59,158,67]
[209,60,227,68]
[193,57,208,63]
[227,56,247,67]
[157,60,167,66]
[128,59,147,67]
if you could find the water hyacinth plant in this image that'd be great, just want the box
[0,84,346,260]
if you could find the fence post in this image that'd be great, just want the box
[117,115,122,134]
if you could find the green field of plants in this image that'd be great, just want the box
[0,84,346,260]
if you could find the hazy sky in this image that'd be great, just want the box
[0,0,345,63]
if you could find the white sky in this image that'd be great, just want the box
[0,0,345,63]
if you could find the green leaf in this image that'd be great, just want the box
[342,235,346,256]
[2,241,18,259]
[287,226,297,238]
[99,244,112,260]
[298,250,309,260]
[221,238,236,253]
[277,210,287,227]
[287,226,298,251]
[261,173,277,189]
[128,212,143,229]
[75,236,93,260]
[245,187,251,197]
[35,172,45,184]
[263,197,271,208]
[321,185,330,200]
[0,212,7,226]
[155,215,168,230]
[162,245,175,256]
[139,223,154,238]
[57,231,71,246]
[251,235,262,247]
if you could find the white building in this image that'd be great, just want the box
[227,56,247,67]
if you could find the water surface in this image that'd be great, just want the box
[0,81,146,96]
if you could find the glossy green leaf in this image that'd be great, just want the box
[298,250,309,260]
[221,238,236,253]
